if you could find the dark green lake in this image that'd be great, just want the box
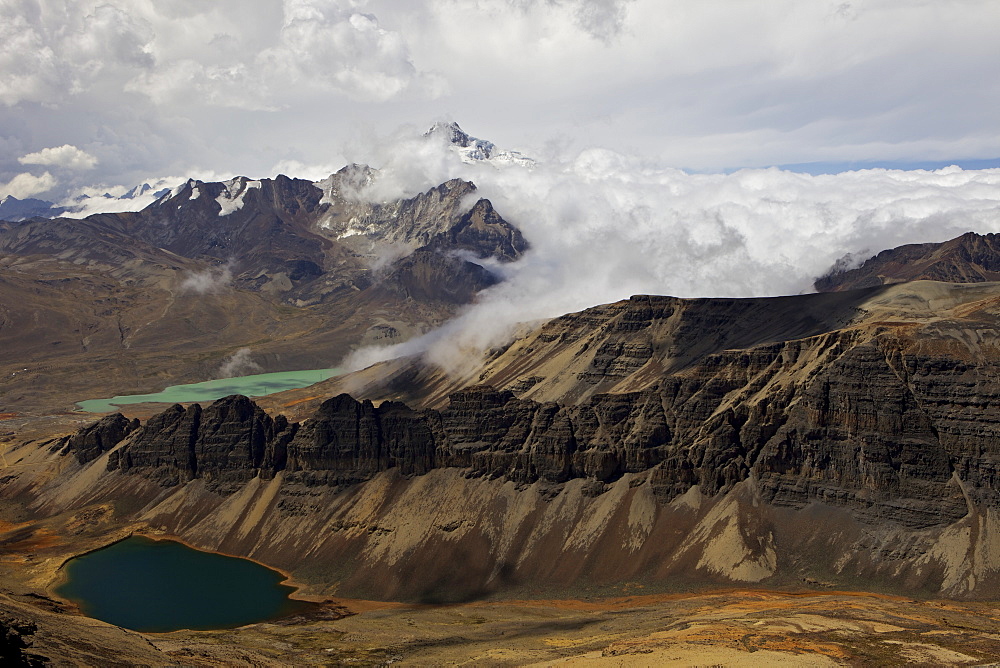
[55,536,311,632]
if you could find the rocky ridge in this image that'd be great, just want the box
[817,231,1000,291]
[75,320,986,532]
[0,166,527,411]
[34,280,1000,599]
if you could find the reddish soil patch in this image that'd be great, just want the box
[282,395,321,408]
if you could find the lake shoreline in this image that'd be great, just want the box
[76,367,342,413]
[54,532,319,632]
[48,526,399,635]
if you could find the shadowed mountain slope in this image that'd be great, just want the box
[7,280,1000,602]
[816,231,1000,292]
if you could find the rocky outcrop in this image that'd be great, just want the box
[108,403,200,486]
[377,248,500,304]
[284,395,436,486]
[71,313,999,534]
[65,413,139,465]
[108,395,295,490]
[428,198,529,262]
[0,617,44,667]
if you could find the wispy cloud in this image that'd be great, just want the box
[218,347,262,378]
[178,263,233,294]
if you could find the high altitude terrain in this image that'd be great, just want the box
[5,239,1000,663]
[0,157,525,412]
[10,273,1000,602]
[3,126,1000,662]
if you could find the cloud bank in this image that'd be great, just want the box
[344,131,1000,374]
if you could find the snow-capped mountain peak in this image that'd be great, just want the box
[425,122,535,168]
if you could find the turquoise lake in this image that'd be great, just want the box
[77,367,340,413]
[55,536,312,632]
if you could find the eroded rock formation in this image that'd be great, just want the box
[17,279,1000,601]
[79,322,995,535]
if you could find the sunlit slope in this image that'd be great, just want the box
[12,280,998,599]
[293,280,1000,412]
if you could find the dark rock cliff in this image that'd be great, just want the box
[66,413,139,465]
[428,198,529,262]
[74,322,1000,532]
[106,395,295,490]
[0,617,45,667]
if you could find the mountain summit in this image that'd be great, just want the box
[0,194,66,221]
[425,121,535,167]
[0,171,527,410]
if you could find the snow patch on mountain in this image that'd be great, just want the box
[216,177,262,216]
[167,181,190,200]
[55,180,173,218]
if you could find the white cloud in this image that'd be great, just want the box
[19,144,98,170]
[218,347,262,378]
[256,2,441,102]
[124,0,444,108]
[422,0,634,43]
[344,132,1000,374]
[0,171,57,198]
[0,0,153,106]
[271,158,344,181]
[178,264,233,294]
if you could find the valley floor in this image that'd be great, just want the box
[145,589,1000,666]
[4,410,1000,665]
[5,583,1000,666]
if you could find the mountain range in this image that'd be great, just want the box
[4,131,1000,663]
[0,163,525,412]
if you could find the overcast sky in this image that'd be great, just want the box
[2,0,1000,201]
[4,0,1000,370]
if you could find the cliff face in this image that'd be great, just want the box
[93,328,987,533]
[66,413,139,465]
[0,280,993,601]
[107,396,294,490]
